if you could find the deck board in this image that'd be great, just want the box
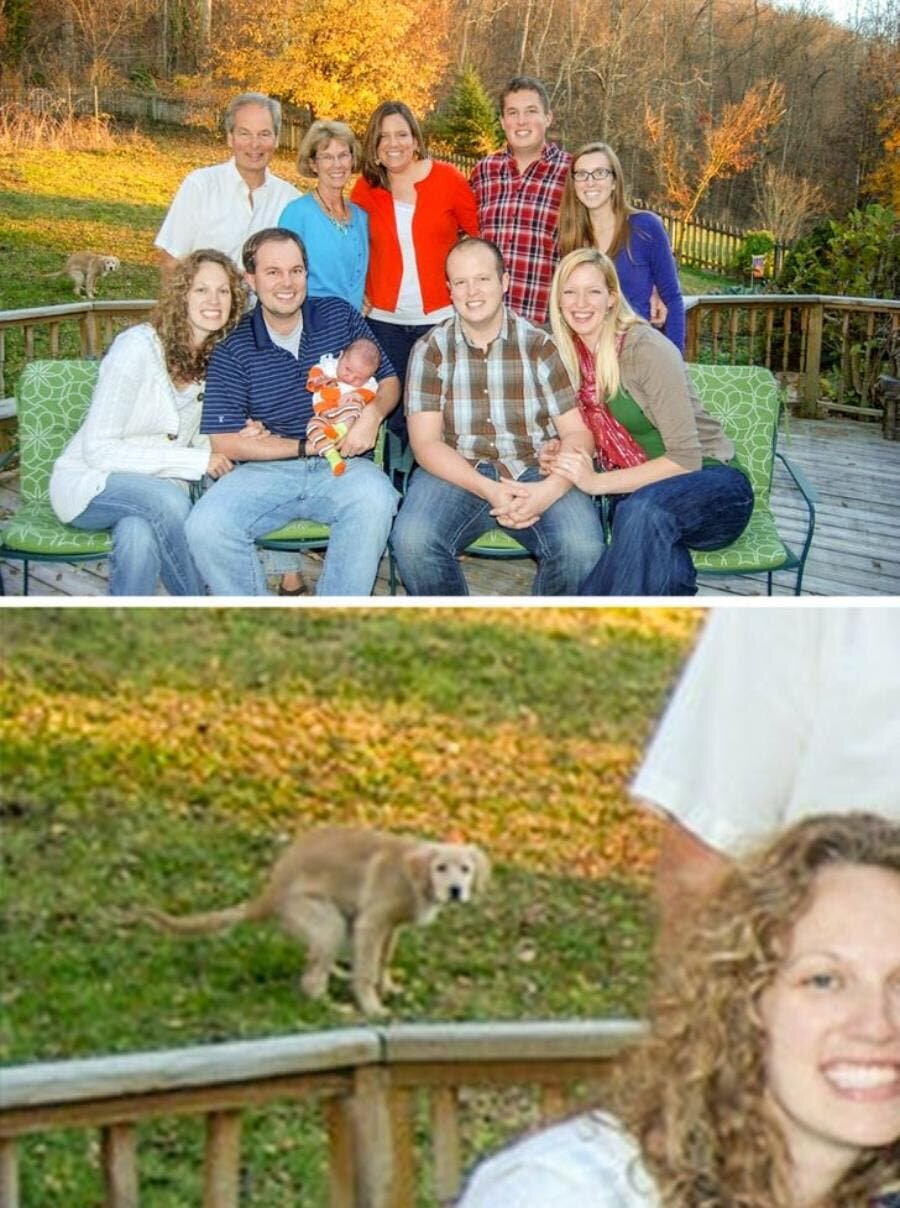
[2,417,898,599]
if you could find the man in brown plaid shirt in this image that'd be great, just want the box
[390,237,605,595]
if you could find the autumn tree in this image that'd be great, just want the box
[753,164,825,242]
[645,79,786,230]
[214,0,449,131]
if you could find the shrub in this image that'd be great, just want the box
[731,229,776,278]
[778,204,899,299]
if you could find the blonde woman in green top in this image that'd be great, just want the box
[546,247,753,596]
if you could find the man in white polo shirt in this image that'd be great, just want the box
[155,92,299,273]
[632,606,900,940]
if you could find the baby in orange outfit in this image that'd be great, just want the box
[306,338,380,476]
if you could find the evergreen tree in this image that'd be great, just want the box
[427,63,503,158]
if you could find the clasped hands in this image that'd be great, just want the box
[538,438,598,494]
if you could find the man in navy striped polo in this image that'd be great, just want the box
[185,228,400,595]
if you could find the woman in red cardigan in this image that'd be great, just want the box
[351,101,479,448]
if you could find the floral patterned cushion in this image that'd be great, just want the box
[687,363,791,573]
[1,360,112,557]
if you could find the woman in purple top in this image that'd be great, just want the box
[558,142,685,353]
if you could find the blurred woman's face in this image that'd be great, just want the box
[557,262,616,346]
[186,261,233,346]
[760,863,900,1200]
[376,113,416,175]
[312,137,353,192]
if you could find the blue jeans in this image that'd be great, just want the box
[185,456,399,596]
[580,464,754,596]
[391,463,605,596]
[69,472,203,596]
[366,319,433,447]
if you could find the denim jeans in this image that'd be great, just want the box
[185,456,399,596]
[69,472,203,596]
[366,319,433,448]
[579,464,754,596]
[391,463,605,596]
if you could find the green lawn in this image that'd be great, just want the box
[1,607,701,1204]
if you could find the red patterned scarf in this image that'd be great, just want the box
[575,334,647,469]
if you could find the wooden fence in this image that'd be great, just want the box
[0,1019,642,1208]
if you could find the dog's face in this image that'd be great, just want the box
[425,844,490,904]
[99,256,120,275]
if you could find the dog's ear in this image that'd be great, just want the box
[467,845,491,894]
[403,845,436,895]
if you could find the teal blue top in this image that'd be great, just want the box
[278,193,369,311]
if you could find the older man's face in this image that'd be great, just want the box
[227,103,278,181]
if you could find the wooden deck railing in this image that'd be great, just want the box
[0,1019,642,1208]
[685,294,900,419]
[0,300,155,399]
[2,295,898,426]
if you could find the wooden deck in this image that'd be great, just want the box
[1,416,898,598]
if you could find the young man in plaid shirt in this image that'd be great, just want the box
[470,77,571,326]
[390,237,604,596]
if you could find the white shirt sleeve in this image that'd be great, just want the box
[154,172,203,259]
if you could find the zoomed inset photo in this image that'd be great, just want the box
[2,606,898,1206]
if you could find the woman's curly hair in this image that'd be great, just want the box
[605,812,900,1207]
[151,249,245,384]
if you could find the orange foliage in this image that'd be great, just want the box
[4,684,663,880]
[645,80,786,225]
[214,0,450,130]
[864,97,900,210]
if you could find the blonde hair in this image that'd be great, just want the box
[297,119,360,177]
[606,812,900,1206]
[558,142,636,259]
[548,248,643,401]
[151,250,245,384]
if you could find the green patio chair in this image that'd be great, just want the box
[0,360,111,595]
[686,363,816,595]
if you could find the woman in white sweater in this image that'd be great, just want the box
[50,250,244,595]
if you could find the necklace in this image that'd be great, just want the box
[315,188,350,234]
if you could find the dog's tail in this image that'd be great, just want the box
[140,894,271,937]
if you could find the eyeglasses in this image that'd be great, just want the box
[573,167,615,182]
[316,151,352,165]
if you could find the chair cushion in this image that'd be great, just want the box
[257,519,331,545]
[466,528,528,555]
[686,363,779,499]
[16,361,99,505]
[691,504,790,573]
[2,502,112,555]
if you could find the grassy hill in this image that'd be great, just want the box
[1,606,700,1204]
[0,122,728,313]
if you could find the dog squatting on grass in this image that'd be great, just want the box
[141,826,491,1017]
[40,251,121,297]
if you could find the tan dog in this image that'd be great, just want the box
[43,252,121,297]
[142,827,490,1016]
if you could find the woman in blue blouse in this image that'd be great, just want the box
[558,142,685,353]
[278,119,369,310]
